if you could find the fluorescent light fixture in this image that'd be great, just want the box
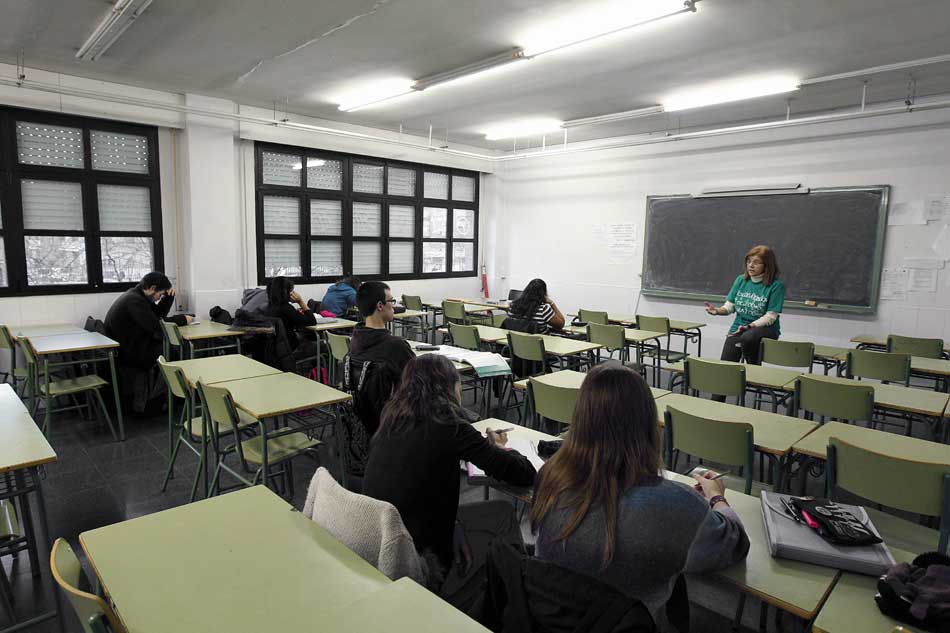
[483,118,563,141]
[521,0,697,58]
[413,49,527,91]
[76,0,155,61]
[292,159,326,170]
[336,78,416,112]
[562,105,664,128]
[663,75,800,112]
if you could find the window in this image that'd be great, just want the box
[0,107,163,295]
[254,143,478,282]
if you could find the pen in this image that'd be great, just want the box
[710,470,732,481]
[489,428,513,434]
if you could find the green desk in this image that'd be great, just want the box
[0,383,62,633]
[511,369,671,401]
[217,372,351,419]
[306,318,358,332]
[80,486,389,633]
[792,421,950,463]
[666,359,806,412]
[177,321,243,359]
[9,323,85,340]
[407,341,471,373]
[813,345,849,375]
[445,297,510,311]
[602,314,707,356]
[166,354,282,387]
[851,334,950,355]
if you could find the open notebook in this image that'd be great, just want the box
[467,438,546,480]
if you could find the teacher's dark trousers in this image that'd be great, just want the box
[719,325,779,366]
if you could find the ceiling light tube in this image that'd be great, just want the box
[483,118,564,141]
[412,48,527,91]
[561,105,664,128]
[662,75,800,112]
[76,0,155,61]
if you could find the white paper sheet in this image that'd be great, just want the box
[907,268,938,293]
[902,257,945,270]
[888,201,926,226]
[880,267,908,301]
[607,223,637,265]
[924,196,950,222]
[932,223,950,260]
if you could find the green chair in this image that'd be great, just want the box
[442,300,468,327]
[793,375,874,426]
[761,339,815,370]
[491,312,507,327]
[199,380,320,497]
[685,357,746,406]
[20,338,117,441]
[578,309,608,325]
[51,538,126,633]
[449,323,481,351]
[325,332,351,387]
[887,334,944,359]
[402,295,424,311]
[827,437,950,555]
[664,407,755,495]
[636,315,688,387]
[398,295,427,341]
[586,322,628,363]
[0,325,28,396]
[161,320,185,359]
[845,350,911,386]
[504,332,549,421]
[528,377,579,433]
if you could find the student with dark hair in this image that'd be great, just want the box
[262,276,319,364]
[508,278,565,334]
[321,274,362,317]
[531,364,749,618]
[363,354,535,610]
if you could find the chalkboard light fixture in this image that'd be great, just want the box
[698,183,809,198]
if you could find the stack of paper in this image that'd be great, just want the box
[467,438,546,480]
[420,344,512,377]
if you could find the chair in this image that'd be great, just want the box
[827,437,949,554]
[401,295,424,311]
[793,375,874,426]
[587,322,628,363]
[198,380,319,497]
[491,312,507,327]
[761,339,814,370]
[664,407,755,494]
[0,325,28,396]
[20,338,117,441]
[528,377,579,433]
[397,295,427,341]
[887,334,945,359]
[578,309,608,325]
[449,323,481,351]
[685,357,746,406]
[504,332,548,421]
[325,332,351,387]
[441,300,468,327]
[50,538,125,633]
[160,320,185,359]
[507,289,523,301]
[845,350,911,386]
[636,315,688,387]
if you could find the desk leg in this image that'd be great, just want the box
[334,404,347,490]
[236,337,243,356]
[107,352,124,441]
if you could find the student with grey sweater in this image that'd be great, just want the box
[531,363,750,618]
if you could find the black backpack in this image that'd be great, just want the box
[343,356,399,438]
[209,306,233,325]
[876,551,950,632]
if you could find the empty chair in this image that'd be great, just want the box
[504,332,549,421]
[441,300,468,327]
[827,437,949,555]
[577,309,608,325]
[793,375,874,426]
[685,357,746,406]
[887,334,945,359]
[397,295,427,341]
[761,339,814,370]
[507,288,523,302]
[449,323,481,351]
[637,315,688,387]
[664,406,756,494]
[325,332,351,387]
[160,320,185,360]
[0,325,28,396]
[586,322,628,363]
[528,377,580,433]
[51,538,125,633]
[845,349,911,386]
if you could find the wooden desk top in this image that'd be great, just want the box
[850,334,950,354]
[10,323,85,340]
[178,321,243,341]
[80,486,389,633]
[667,359,805,392]
[28,331,118,355]
[910,356,950,377]
[656,393,818,456]
[306,318,358,332]
[791,375,950,417]
[407,342,470,372]
[445,297,510,310]
[509,369,671,401]
[792,421,950,462]
[393,309,428,320]
[216,372,351,418]
[166,355,282,386]
[0,384,56,473]
[562,325,666,344]
[603,314,707,331]
[813,345,849,361]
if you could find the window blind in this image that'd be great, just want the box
[91,130,149,174]
[353,242,381,275]
[98,185,151,231]
[21,180,84,231]
[16,122,84,168]
[263,196,300,234]
[310,199,342,236]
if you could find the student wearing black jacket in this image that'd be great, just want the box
[262,276,319,366]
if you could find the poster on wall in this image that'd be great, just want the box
[607,223,637,265]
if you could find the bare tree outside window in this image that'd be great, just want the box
[101,237,153,283]
[25,236,88,284]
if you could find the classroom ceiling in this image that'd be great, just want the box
[2,0,950,151]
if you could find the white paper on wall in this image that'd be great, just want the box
[902,257,945,270]
[907,268,938,293]
[887,201,926,226]
[880,267,908,301]
[924,196,950,222]
[932,223,950,260]
[607,223,637,265]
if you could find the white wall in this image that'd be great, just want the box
[496,109,950,356]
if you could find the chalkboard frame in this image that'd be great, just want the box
[641,185,890,314]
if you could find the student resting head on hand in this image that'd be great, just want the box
[508,278,565,333]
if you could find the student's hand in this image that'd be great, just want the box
[486,428,508,447]
[185,315,194,325]
[693,471,726,499]
[704,302,718,315]
[289,290,304,304]
[167,288,177,298]
[729,324,751,336]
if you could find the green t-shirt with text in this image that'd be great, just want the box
[725,275,786,335]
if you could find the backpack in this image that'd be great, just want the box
[343,356,399,438]
[209,306,233,325]
[876,551,950,632]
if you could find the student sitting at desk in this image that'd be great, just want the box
[363,354,535,613]
[507,278,565,334]
[531,364,749,620]
[262,276,319,368]
[321,274,361,317]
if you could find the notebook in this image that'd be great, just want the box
[313,317,338,324]
[467,438,546,481]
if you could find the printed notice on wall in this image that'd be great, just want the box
[907,268,939,293]
[607,223,637,265]
[932,223,950,260]
[888,201,926,226]
[880,267,908,301]
[924,196,950,222]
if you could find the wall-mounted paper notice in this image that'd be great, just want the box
[607,223,637,265]
[592,224,606,240]
[907,268,938,293]
[902,257,945,270]
[924,196,950,222]
[888,201,926,226]
[932,223,950,260]
[880,267,908,301]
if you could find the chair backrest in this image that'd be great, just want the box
[846,350,911,385]
[491,312,507,327]
[195,381,245,441]
[156,355,189,400]
[18,338,37,365]
[887,334,944,359]
[528,378,580,425]
[507,288,523,301]
[161,320,183,347]
[507,332,546,363]
[686,357,746,402]
[794,376,874,423]
[326,332,351,361]
[401,295,423,311]
[449,323,481,351]
[828,437,950,554]
[636,315,670,336]
[51,538,125,633]
[0,324,13,350]
[587,322,625,350]
[441,300,466,322]
[578,309,608,325]
[761,339,815,370]
[665,407,754,494]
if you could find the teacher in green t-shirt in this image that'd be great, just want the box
[704,245,786,366]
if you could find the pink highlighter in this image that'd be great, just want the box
[800,509,820,530]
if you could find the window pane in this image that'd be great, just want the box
[423,172,449,199]
[262,151,301,187]
[310,199,342,236]
[353,202,382,237]
[311,241,343,277]
[352,163,384,194]
[387,167,416,196]
[453,242,474,272]
[21,180,83,231]
[423,242,446,273]
[389,205,414,238]
[91,130,149,174]
[0,239,6,287]
[98,185,151,231]
[423,207,447,238]
[263,196,299,234]
[307,158,343,190]
[389,242,413,274]
[101,237,153,283]
[353,242,381,275]
[16,122,84,168]
[264,240,301,277]
[25,236,87,285]
[452,175,475,202]
[453,208,475,239]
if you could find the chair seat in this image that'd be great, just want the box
[865,507,941,555]
[12,367,27,379]
[40,374,107,396]
[643,349,689,362]
[188,409,257,439]
[240,432,320,465]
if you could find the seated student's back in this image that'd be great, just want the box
[321,275,361,317]
[508,278,565,334]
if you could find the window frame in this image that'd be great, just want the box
[0,106,164,296]
[254,142,479,284]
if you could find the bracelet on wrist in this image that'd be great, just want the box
[708,494,728,509]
